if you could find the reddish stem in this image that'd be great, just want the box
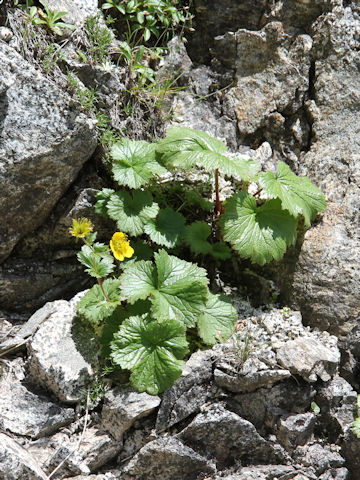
[253,188,263,197]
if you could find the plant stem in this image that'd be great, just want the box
[253,188,263,197]
[97,277,111,302]
[215,168,223,216]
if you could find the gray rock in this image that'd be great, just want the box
[316,377,358,437]
[63,475,118,480]
[286,5,360,339]
[0,432,48,480]
[229,380,315,434]
[45,0,98,26]
[156,349,213,432]
[27,293,98,403]
[47,426,122,476]
[102,386,160,441]
[0,301,59,355]
[122,436,215,480]
[178,403,288,466]
[214,465,315,480]
[0,26,12,42]
[0,185,113,314]
[214,364,291,393]
[277,413,316,450]
[0,374,74,438]
[319,469,349,480]
[294,443,345,476]
[341,428,360,480]
[276,337,340,382]
[222,23,312,140]
[169,91,238,151]
[0,42,97,263]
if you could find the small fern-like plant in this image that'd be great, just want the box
[72,127,326,395]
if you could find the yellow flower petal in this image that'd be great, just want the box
[69,218,93,238]
[110,232,134,262]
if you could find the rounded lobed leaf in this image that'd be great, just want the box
[184,221,212,255]
[144,208,186,248]
[259,161,326,226]
[107,190,159,236]
[197,293,238,345]
[220,192,297,265]
[77,279,122,324]
[111,139,167,189]
[110,315,188,394]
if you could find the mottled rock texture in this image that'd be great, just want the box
[122,436,215,480]
[27,293,98,403]
[0,432,48,480]
[46,0,98,26]
[287,4,360,338]
[0,42,97,263]
[101,386,160,441]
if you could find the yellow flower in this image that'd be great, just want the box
[110,232,134,261]
[69,218,93,238]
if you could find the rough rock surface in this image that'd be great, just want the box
[222,23,312,141]
[0,374,74,438]
[178,403,288,466]
[0,432,48,480]
[46,427,122,476]
[276,337,340,382]
[101,386,160,441]
[27,293,98,403]
[285,4,360,338]
[277,413,316,450]
[156,349,213,431]
[122,436,215,480]
[0,42,97,263]
[46,0,98,26]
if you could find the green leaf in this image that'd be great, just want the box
[157,127,260,179]
[197,293,237,345]
[211,242,232,260]
[184,221,212,255]
[120,250,209,327]
[144,208,186,248]
[95,188,115,218]
[119,260,157,303]
[100,299,151,356]
[77,279,122,324]
[311,402,321,415]
[259,162,326,226]
[110,315,188,394]
[77,245,115,278]
[107,190,159,236]
[144,28,151,41]
[111,139,167,189]
[184,190,213,212]
[184,222,231,260]
[220,192,297,265]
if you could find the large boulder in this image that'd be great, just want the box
[285,4,360,339]
[0,42,97,263]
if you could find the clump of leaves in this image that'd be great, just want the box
[72,127,326,395]
[27,0,75,36]
[102,0,193,44]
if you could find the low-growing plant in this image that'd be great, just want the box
[27,0,75,36]
[66,71,97,113]
[71,127,326,395]
[102,0,193,44]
